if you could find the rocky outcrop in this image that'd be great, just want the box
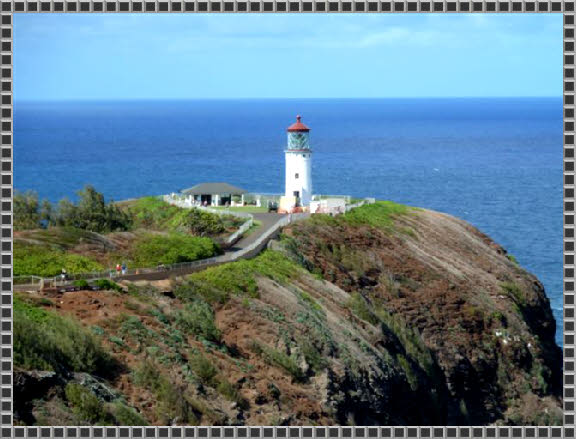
[279,205,562,425]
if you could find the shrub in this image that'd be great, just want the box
[93,279,123,293]
[251,342,305,382]
[133,359,162,392]
[175,300,221,342]
[506,254,519,265]
[216,378,248,409]
[14,242,104,277]
[131,233,219,267]
[73,279,90,289]
[14,296,114,375]
[501,282,525,305]
[110,401,149,426]
[188,352,218,384]
[132,359,198,424]
[65,383,109,424]
[183,209,226,236]
[347,292,379,325]
[130,197,229,237]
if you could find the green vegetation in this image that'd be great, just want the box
[250,342,306,382]
[110,401,148,426]
[346,292,379,325]
[131,233,220,267]
[14,242,104,277]
[129,197,243,236]
[175,300,221,343]
[176,250,300,304]
[54,186,132,233]
[14,186,131,233]
[188,352,218,384]
[14,190,235,278]
[342,201,413,230]
[14,295,114,374]
[305,201,415,236]
[506,254,519,265]
[14,190,46,231]
[501,281,526,306]
[93,279,124,292]
[65,383,111,425]
[133,359,200,424]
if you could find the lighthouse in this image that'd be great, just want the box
[281,115,312,212]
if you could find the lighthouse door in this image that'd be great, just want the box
[293,191,300,207]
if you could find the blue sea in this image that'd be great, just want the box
[14,98,563,346]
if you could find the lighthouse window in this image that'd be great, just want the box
[295,173,299,179]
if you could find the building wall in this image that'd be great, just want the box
[285,151,312,207]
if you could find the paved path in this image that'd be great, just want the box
[225,213,285,252]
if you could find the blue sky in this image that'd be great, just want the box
[15,13,561,100]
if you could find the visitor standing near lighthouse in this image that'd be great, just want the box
[280,115,313,213]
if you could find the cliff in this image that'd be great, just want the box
[14,202,562,426]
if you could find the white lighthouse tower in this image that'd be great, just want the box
[280,115,312,213]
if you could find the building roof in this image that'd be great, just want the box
[181,182,249,195]
[287,115,310,132]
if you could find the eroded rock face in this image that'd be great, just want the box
[280,208,562,425]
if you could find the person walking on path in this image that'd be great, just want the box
[121,262,127,275]
[116,263,121,277]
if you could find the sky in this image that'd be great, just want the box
[15,13,561,101]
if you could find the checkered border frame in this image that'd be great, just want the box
[0,1,572,437]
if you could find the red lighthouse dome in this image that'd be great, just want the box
[287,115,310,132]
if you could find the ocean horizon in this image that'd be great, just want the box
[14,97,563,345]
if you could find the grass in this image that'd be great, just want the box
[175,250,301,304]
[305,200,416,236]
[342,201,414,230]
[14,242,104,277]
[131,232,220,267]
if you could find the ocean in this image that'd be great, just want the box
[14,98,563,345]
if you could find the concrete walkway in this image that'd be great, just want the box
[225,213,285,253]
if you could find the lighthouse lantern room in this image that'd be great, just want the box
[280,115,313,213]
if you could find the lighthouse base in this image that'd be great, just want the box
[278,196,309,214]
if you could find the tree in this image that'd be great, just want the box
[40,199,54,228]
[55,185,132,233]
[14,190,40,231]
